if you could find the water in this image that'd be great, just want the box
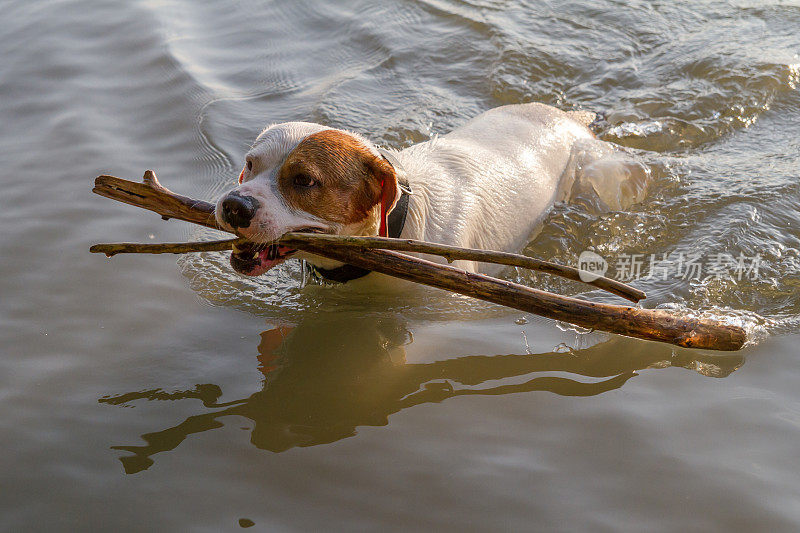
[1,0,799,530]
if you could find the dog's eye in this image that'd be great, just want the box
[293,173,318,188]
[246,159,253,171]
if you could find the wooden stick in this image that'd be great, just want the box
[295,242,747,351]
[90,238,243,256]
[91,233,645,302]
[91,172,747,350]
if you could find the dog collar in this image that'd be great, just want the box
[307,149,411,284]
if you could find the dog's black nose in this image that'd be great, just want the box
[220,192,259,229]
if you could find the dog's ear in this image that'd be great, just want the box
[367,156,398,237]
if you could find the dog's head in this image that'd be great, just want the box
[216,122,399,275]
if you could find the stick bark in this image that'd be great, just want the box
[91,171,747,351]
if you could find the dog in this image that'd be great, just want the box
[215,103,647,282]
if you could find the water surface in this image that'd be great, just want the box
[1,0,799,530]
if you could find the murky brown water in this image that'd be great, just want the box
[2,0,800,530]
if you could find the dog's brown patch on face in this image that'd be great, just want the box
[277,130,397,226]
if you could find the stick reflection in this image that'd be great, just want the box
[101,314,744,474]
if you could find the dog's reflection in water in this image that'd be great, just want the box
[102,314,744,473]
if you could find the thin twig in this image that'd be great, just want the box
[281,233,646,302]
[91,233,645,303]
[90,238,245,257]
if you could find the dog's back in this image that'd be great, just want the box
[394,103,599,268]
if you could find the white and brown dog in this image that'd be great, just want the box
[215,103,647,282]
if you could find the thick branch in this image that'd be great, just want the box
[296,242,747,351]
[90,172,747,351]
[93,171,220,229]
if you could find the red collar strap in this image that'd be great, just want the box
[379,177,411,238]
[379,178,390,237]
[377,149,410,238]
